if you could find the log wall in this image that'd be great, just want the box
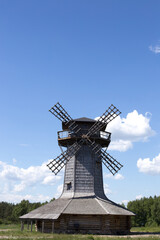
[36,214,131,234]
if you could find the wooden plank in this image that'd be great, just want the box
[52,221,54,233]
[31,221,33,232]
[21,221,24,231]
[42,221,44,233]
[27,221,29,230]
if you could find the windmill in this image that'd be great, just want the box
[47,102,122,176]
[20,102,134,234]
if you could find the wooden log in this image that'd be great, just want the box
[31,221,33,232]
[27,221,29,230]
[52,221,54,233]
[35,220,38,232]
[42,221,44,233]
[21,221,24,231]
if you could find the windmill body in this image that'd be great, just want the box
[60,117,108,199]
[20,103,134,234]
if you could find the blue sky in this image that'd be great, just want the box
[0,0,160,204]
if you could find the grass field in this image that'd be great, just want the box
[0,224,160,240]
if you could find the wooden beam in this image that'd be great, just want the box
[27,221,29,230]
[42,221,44,233]
[52,220,54,233]
[21,221,24,231]
[35,220,38,232]
[31,221,33,232]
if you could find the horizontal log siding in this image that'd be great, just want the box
[36,214,131,234]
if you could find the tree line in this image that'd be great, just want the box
[0,196,160,226]
[127,195,160,227]
[0,199,54,224]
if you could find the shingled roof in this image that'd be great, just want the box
[20,196,134,220]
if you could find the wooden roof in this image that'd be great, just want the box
[73,117,96,122]
[20,196,134,220]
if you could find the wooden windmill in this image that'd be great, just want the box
[20,103,134,234]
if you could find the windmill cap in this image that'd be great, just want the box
[62,117,96,131]
[73,117,96,122]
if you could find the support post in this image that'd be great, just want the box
[42,220,44,233]
[35,220,37,232]
[52,220,54,233]
[31,221,33,232]
[27,221,29,230]
[21,221,24,231]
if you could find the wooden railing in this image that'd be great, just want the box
[58,130,111,140]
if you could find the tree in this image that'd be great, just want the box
[11,200,30,222]
[151,196,160,226]
[0,202,14,223]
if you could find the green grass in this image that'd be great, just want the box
[0,224,160,239]
[131,226,160,233]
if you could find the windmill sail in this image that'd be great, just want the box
[47,142,81,175]
[48,102,123,176]
[101,149,123,175]
[87,104,121,136]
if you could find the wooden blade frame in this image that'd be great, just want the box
[49,102,80,134]
[47,142,81,175]
[101,149,123,175]
[48,103,122,175]
[49,102,72,122]
[87,104,121,137]
[87,140,123,175]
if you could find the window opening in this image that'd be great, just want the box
[67,182,72,190]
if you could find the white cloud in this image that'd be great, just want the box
[13,182,26,192]
[136,194,143,200]
[137,153,160,175]
[108,140,133,152]
[104,173,124,180]
[121,195,144,207]
[121,200,129,206]
[0,160,62,194]
[42,175,59,185]
[149,45,160,54]
[105,110,155,152]
[104,183,112,195]
[54,184,63,198]
[0,193,50,203]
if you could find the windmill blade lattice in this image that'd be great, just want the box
[47,102,123,176]
[87,140,123,175]
[47,142,81,175]
[101,149,123,175]
[86,104,121,137]
[49,102,81,134]
[49,102,72,122]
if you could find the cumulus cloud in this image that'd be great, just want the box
[0,193,50,203]
[0,160,62,194]
[121,200,129,206]
[54,184,63,198]
[108,140,132,152]
[136,194,143,200]
[104,173,124,180]
[42,175,59,185]
[13,182,26,192]
[121,195,143,207]
[105,110,155,152]
[137,153,160,175]
[104,183,112,195]
[149,45,160,54]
